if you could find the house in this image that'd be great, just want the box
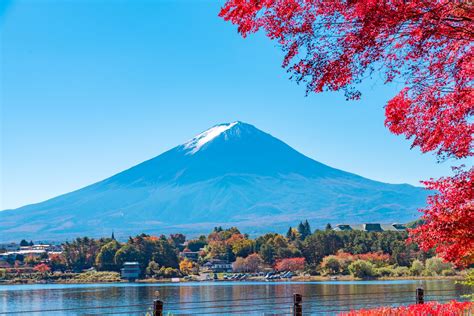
[180,251,199,261]
[0,249,46,261]
[121,262,140,281]
[203,259,233,273]
[0,243,20,252]
[20,244,62,252]
[333,223,407,232]
[333,224,352,231]
[363,223,383,232]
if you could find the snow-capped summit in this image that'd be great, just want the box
[0,122,429,241]
[184,122,238,154]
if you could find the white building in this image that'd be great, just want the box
[121,262,140,281]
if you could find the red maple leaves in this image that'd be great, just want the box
[340,301,473,316]
[410,167,474,266]
[274,257,305,272]
[220,0,473,266]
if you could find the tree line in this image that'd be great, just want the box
[35,220,443,279]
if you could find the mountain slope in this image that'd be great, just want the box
[0,122,428,241]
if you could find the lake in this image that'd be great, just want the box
[0,280,470,315]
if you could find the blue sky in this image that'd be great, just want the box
[0,0,464,210]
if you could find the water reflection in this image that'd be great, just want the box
[0,280,470,315]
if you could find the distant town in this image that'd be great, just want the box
[0,220,459,284]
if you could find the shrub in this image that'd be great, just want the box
[179,258,197,275]
[390,266,410,277]
[340,301,473,315]
[71,271,121,283]
[146,261,160,277]
[375,266,394,277]
[458,269,473,301]
[320,256,341,275]
[425,257,453,276]
[0,269,6,279]
[157,267,181,278]
[348,260,375,279]
[441,269,456,276]
[33,263,51,274]
[409,259,424,276]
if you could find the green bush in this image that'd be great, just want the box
[146,261,160,277]
[157,267,181,278]
[304,263,319,276]
[410,259,424,276]
[71,271,121,283]
[390,266,410,277]
[375,266,394,277]
[425,257,453,276]
[348,260,375,279]
[0,269,6,279]
[441,269,456,276]
[320,256,341,275]
[457,269,473,301]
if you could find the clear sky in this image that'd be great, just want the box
[0,0,466,210]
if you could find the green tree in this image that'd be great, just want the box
[187,236,207,252]
[320,255,340,275]
[303,231,343,265]
[146,261,160,277]
[96,240,121,271]
[19,239,29,247]
[232,239,255,258]
[168,233,186,250]
[348,260,376,279]
[62,237,107,272]
[297,220,311,240]
[259,243,275,264]
[114,244,141,267]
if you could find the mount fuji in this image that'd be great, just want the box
[0,122,428,241]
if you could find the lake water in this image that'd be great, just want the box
[0,280,470,315]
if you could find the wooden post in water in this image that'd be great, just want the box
[153,299,163,316]
[293,293,302,316]
[416,288,424,304]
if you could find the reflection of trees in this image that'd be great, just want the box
[3,281,462,314]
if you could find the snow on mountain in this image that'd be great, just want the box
[184,122,238,154]
[0,122,429,241]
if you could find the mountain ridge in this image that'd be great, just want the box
[0,122,428,242]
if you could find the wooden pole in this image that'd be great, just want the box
[153,299,163,316]
[416,287,424,304]
[293,293,302,316]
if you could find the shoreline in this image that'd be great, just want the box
[0,275,462,286]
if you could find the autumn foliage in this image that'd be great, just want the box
[33,263,51,273]
[219,0,473,266]
[339,301,473,316]
[274,257,305,271]
[410,168,474,266]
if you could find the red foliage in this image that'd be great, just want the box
[340,301,473,315]
[355,252,390,264]
[331,251,390,262]
[274,257,305,271]
[410,167,474,266]
[33,263,51,273]
[220,0,473,265]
